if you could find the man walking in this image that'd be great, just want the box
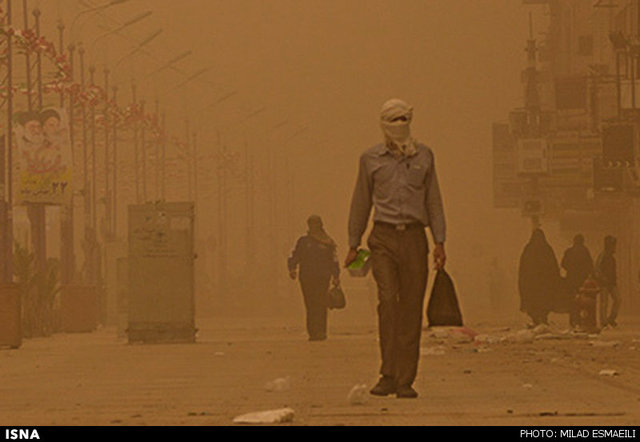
[345,99,446,399]
[561,234,593,327]
[595,235,620,328]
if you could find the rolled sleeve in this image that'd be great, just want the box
[425,152,446,244]
[287,238,302,272]
[331,248,340,278]
[348,154,373,248]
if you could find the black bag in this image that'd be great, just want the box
[426,269,463,326]
[328,285,346,310]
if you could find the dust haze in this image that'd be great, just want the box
[3,0,640,428]
[15,0,536,326]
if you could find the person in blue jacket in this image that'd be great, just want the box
[288,215,340,341]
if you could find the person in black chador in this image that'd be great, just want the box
[518,228,561,326]
[288,215,340,341]
[561,234,594,327]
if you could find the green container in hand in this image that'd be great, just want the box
[347,249,371,277]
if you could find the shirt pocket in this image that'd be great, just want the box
[407,163,426,188]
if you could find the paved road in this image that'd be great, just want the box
[1,315,639,426]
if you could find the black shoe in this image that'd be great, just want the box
[309,335,326,341]
[608,319,618,328]
[396,385,418,399]
[370,376,396,396]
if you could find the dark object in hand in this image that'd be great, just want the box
[426,269,463,326]
[328,285,346,310]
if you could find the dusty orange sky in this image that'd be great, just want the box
[25,0,549,317]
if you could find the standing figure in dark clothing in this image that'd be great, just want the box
[288,215,340,341]
[561,234,594,326]
[518,229,561,326]
[595,235,620,328]
[345,99,447,399]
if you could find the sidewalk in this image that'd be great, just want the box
[0,314,639,426]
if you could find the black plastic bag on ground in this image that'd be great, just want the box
[426,269,463,326]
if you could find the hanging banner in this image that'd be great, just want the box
[13,108,72,205]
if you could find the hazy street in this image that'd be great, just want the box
[2,310,639,426]
[2,0,640,431]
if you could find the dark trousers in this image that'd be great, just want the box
[300,277,329,339]
[367,223,429,388]
[600,285,621,325]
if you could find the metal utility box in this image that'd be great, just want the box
[127,202,196,344]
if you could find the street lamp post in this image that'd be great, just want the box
[104,67,111,240]
[22,0,32,112]
[132,81,140,203]
[1,0,14,283]
[109,28,165,206]
[155,98,160,200]
[143,50,192,80]
[161,111,166,200]
[112,86,118,238]
[70,0,130,42]
[79,44,93,283]
[140,100,147,202]
[58,20,75,284]
[89,65,97,235]
[33,8,42,109]
[89,10,153,60]
[22,0,47,277]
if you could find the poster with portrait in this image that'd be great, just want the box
[13,107,72,205]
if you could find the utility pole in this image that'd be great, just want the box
[33,8,42,109]
[67,44,75,160]
[89,66,97,234]
[185,118,191,200]
[154,98,160,200]
[85,64,98,286]
[216,130,227,293]
[161,111,166,200]
[268,142,277,291]
[112,85,118,237]
[132,81,140,203]
[22,0,32,111]
[104,67,110,240]
[79,44,93,283]
[193,131,198,208]
[24,0,46,275]
[140,100,147,202]
[524,13,541,230]
[59,20,75,284]
[244,138,255,270]
[1,0,14,283]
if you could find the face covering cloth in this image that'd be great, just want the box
[380,98,417,156]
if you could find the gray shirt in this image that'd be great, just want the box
[348,142,446,248]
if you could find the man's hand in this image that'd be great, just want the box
[289,270,297,280]
[433,243,446,270]
[344,247,359,268]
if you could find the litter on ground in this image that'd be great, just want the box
[347,384,369,405]
[264,376,291,392]
[233,408,295,424]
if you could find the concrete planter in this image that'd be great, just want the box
[0,284,22,348]
[60,285,98,333]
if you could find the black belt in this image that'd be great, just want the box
[374,221,424,231]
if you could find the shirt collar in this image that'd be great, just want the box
[375,142,419,158]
